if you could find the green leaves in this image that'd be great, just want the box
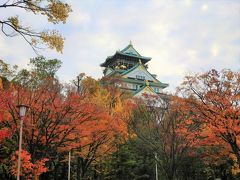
[29,56,62,78]
[10,56,62,88]
[0,60,18,80]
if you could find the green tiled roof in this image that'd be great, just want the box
[133,84,156,95]
[121,43,141,56]
[134,85,146,95]
[119,42,151,60]
[105,68,125,77]
[120,62,168,88]
[100,42,151,67]
[116,51,151,60]
[104,62,168,89]
[121,77,168,88]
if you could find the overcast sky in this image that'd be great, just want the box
[0,0,239,92]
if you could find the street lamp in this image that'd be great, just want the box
[68,150,71,180]
[16,104,29,180]
[155,152,158,180]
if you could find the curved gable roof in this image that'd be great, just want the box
[121,62,168,88]
[100,42,151,67]
[121,43,141,56]
[134,85,157,96]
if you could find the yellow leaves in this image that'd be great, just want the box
[0,77,2,89]
[90,89,110,107]
[225,70,234,81]
[48,1,72,24]
[2,1,72,53]
[8,16,19,28]
[81,77,101,96]
[231,162,240,175]
[41,30,64,53]
[31,38,38,47]
[114,99,124,114]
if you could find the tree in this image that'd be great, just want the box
[73,73,85,93]
[62,77,132,179]
[0,78,102,179]
[103,138,155,180]
[0,88,13,143]
[0,0,71,53]
[13,56,62,88]
[29,56,62,78]
[0,59,18,80]
[0,61,133,179]
[0,59,70,179]
[129,95,202,180]
[11,150,48,179]
[178,69,240,165]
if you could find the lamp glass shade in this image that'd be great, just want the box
[17,105,28,117]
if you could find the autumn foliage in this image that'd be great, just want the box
[11,150,48,180]
[128,69,240,179]
[0,86,15,143]
[0,64,239,179]
[178,69,240,174]
[130,95,203,179]
[0,75,132,179]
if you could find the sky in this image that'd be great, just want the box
[0,0,239,92]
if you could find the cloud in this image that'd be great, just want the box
[201,4,208,11]
[211,43,220,57]
[0,0,239,92]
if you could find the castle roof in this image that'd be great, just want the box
[104,62,169,89]
[100,42,151,67]
[134,84,156,96]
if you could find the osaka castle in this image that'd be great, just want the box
[100,42,168,97]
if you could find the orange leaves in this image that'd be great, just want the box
[65,83,132,162]
[0,127,11,143]
[32,158,49,178]
[11,150,48,179]
[178,69,240,164]
[11,150,32,177]
[0,88,15,142]
[1,75,132,178]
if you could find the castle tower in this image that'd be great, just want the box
[100,42,168,96]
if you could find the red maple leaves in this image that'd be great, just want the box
[11,150,48,179]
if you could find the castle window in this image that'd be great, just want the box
[133,84,140,89]
[136,75,145,80]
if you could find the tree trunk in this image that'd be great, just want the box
[93,164,98,180]
[77,157,81,180]
[230,141,240,165]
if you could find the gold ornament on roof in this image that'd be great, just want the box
[145,80,149,86]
